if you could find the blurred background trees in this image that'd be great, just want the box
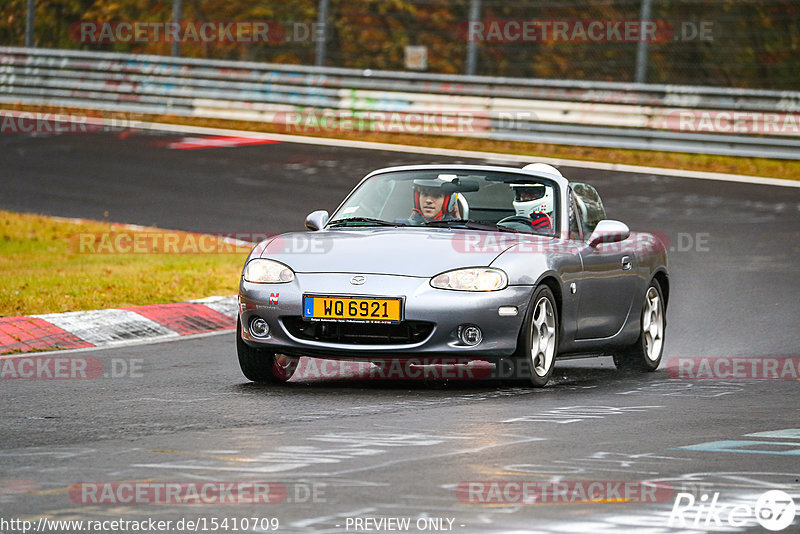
[1,0,797,89]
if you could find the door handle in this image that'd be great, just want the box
[621,256,632,271]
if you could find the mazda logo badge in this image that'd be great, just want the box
[350,275,366,285]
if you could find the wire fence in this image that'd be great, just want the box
[1,0,798,90]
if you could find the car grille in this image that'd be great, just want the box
[282,317,434,345]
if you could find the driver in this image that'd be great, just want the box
[409,178,460,224]
[505,162,562,233]
[510,183,553,232]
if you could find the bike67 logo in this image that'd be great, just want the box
[669,489,796,531]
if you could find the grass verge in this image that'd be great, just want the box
[0,210,250,316]
[4,103,800,181]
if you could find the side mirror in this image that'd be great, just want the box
[587,220,630,247]
[305,210,329,231]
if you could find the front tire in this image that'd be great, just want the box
[236,318,295,383]
[515,285,559,387]
[613,279,665,372]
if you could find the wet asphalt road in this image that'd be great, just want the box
[1,130,799,533]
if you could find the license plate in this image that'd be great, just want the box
[303,295,402,323]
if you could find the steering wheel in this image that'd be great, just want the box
[498,215,532,225]
[497,215,551,234]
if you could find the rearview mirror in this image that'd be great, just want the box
[305,210,329,231]
[441,179,480,194]
[587,220,630,247]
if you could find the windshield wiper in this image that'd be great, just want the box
[328,217,407,227]
[423,219,518,233]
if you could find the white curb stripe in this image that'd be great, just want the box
[32,309,179,346]
[191,296,239,319]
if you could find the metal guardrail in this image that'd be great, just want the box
[1,47,799,159]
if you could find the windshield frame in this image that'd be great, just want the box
[326,165,566,234]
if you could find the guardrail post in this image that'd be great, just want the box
[25,0,35,47]
[634,0,652,84]
[315,0,330,67]
[172,0,183,57]
[465,0,481,75]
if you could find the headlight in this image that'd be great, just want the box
[243,259,295,283]
[430,268,508,291]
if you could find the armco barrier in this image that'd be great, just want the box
[1,47,799,159]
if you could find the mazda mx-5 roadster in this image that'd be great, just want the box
[237,163,668,387]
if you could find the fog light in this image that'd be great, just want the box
[249,317,270,338]
[459,325,482,346]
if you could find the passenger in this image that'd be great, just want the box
[409,179,461,224]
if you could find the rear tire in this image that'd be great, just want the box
[514,285,559,387]
[613,279,665,372]
[236,318,295,383]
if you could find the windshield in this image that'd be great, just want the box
[329,169,559,234]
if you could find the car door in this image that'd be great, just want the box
[571,184,638,340]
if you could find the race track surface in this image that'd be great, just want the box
[1,130,799,533]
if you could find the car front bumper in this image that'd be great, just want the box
[238,273,533,359]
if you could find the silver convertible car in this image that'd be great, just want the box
[237,163,668,387]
